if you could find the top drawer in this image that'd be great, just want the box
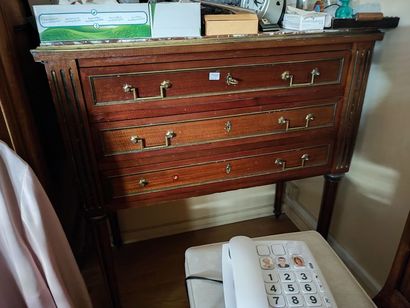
[80,50,349,119]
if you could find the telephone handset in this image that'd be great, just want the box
[222,236,269,308]
[222,236,337,308]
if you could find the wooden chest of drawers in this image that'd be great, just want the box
[32,30,383,306]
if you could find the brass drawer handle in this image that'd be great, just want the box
[123,80,171,101]
[281,68,320,87]
[226,73,239,86]
[139,178,149,187]
[275,154,310,171]
[130,130,175,150]
[278,113,315,131]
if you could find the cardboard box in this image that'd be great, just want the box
[282,13,326,31]
[33,3,200,43]
[205,13,258,36]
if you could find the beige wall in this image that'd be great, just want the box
[118,185,276,242]
[293,0,410,295]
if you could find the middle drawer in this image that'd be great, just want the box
[99,103,336,158]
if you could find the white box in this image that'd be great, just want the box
[282,13,325,31]
[33,3,200,43]
[152,3,200,38]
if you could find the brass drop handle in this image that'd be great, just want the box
[226,73,239,86]
[130,130,175,150]
[275,154,310,171]
[278,113,315,131]
[281,68,320,87]
[123,80,171,101]
[139,178,149,187]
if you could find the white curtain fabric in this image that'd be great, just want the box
[0,141,92,308]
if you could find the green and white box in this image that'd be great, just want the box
[33,3,200,43]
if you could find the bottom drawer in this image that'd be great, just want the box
[108,144,330,199]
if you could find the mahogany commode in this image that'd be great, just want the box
[32,30,383,306]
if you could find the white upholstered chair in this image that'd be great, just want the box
[185,230,376,308]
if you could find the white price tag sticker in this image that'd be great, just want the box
[209,72,220,80]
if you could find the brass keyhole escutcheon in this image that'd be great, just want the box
[225,121,232,133]
[226,163,232,174]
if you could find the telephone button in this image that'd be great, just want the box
[279,271,295,282]
[285,294,303,307]
[263,270,279,282]
[300,282,317,293]
[295,270,312,282]
[323,296,333,307]
[257,245,270,256]
[268,295,285,307]
[313,272,325,292]
[260,256,275,269]
[286,243,300,255]
[271,244,286,255]
[265,282,281,295]
[283,283,299,294]
[304,294,322,306]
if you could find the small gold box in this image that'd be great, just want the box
[205,13,258,36]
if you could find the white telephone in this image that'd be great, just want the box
[222,236,337,308]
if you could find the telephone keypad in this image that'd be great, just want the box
[256,240,336,307]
